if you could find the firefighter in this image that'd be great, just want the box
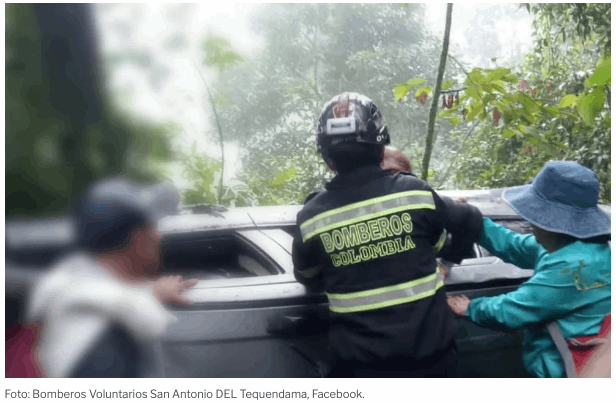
[292,92,482,377]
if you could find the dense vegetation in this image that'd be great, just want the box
[190,3,611,205]
[5,4,173,217]
[5,4,610,218]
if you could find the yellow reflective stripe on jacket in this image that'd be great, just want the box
[300,190,435,242]
[326,267,444,313]
[433,229,447,253]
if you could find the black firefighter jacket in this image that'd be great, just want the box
[292,165,482,366]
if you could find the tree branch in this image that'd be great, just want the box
[447,54,469,77]
[192,59,226,204]
[440,88,467,94]
[421,3,453,181]
[312,25,320,99]
[434,121,480,189]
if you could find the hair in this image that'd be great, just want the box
[382,148,412,173]
[329,142,383,173]
[555,232,611,246]
[79,210,149,253]
[537,224,611,248]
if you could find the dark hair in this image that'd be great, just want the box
[82,215,148,252]
[77,199,150,253]
[554,232,611,247]
[329,142,383,173]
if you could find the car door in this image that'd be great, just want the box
[252,223,536,378]
[258,255,534,378]
[447,217,536,377]
[446,257,532,377]
[160,228,328,378]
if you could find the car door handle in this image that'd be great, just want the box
[267,315,306,335]
[267,313,329,336]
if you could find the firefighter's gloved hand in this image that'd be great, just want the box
[439,196,484,264]
[438,233,473,264]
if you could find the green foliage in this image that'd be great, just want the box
[202,32,244,73]
[179,141,304,207]
[180,148,222,205]
[196,32,245,204]
[5,4,174,217]
[204,4,447,203]
[392,4,611,203]
[428,5,611,203]
[588,58,611,86]
[393,78,427,101]
[573,57,611,125]
[241,163,305,206]
[526,3,610,57]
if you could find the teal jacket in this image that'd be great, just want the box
[467,218,611,378]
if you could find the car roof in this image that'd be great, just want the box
[6,190,610,244]
[159,190,522,234]
[159,205,301,235]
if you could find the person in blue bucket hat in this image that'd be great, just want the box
[447,160,610,377]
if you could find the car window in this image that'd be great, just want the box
[478,219,532,257]
[160,232,281,281]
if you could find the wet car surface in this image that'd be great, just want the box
[5,191,610,377]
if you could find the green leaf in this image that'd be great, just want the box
[441,80,457,91]
[393,83,411,101]
[536,142,561,158]
[502,74,518,84]
[503,92,524,104]
[502,129,515,139]
[491,57,497,63]
[466,86,480,100]
[466,101,483,121]
[415,86,432,97]
[543,106,560,117]
[272,167,298,187]
[437,108,453,119]
[577,87,606,124]
[202,33,243,73]
[448,116,461,127]
[467,68,484,84]
[588,58,611,86]
[485,67,508,82]
[394,78,427,100]
[406,78,427,87]
[490,81,506,93]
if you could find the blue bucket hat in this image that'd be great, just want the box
[502,161,610,239]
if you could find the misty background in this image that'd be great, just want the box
[96,3,533,189]
[6,3,610,217]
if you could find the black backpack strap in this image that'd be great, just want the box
[546,321,576,378]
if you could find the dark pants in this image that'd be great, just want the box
[327,342,458,378]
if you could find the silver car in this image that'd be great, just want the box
[5,190,610,377]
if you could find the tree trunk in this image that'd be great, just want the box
[421,3,453,181]
[193,60,226,204]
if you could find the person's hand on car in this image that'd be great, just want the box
[437,259,451,279]
[150,275,198,305]
[447,295,470,317]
